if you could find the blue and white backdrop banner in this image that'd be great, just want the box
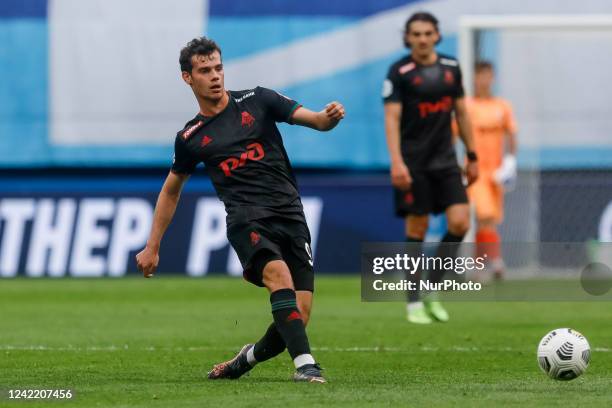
[2,0,612,168]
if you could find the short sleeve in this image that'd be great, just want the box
[454,65,465,98]
[256,87,301,123]
[382,65,402,103]
[503,100,518,134]
[171,136,198,174]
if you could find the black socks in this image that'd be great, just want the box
[253,323,285,363]
[269,288,311,360]
[406,236,424,302]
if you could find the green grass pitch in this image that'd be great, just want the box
[1,277,611,407]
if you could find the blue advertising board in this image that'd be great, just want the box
[1,170,610,278]
[0,174,407,277]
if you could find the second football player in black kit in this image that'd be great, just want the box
[136,37,345,383]
[383,12,478,324]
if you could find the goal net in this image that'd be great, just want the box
[458,15,612,276]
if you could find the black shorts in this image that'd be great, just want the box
[226,217,315,292]
[394,166,468,217]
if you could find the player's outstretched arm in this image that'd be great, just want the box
[291,101,345,131]
[454,97,479,185]
[136,171,190,278]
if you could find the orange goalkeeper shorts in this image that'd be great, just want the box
[468,174,504,224]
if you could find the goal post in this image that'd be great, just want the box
[456,15,612,276]
[458,14,612,97]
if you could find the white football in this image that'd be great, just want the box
[537,328,590,380]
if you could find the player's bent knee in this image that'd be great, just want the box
[406,216,429,238]
[448,218,470,236]
[262,260,294,292]
[407,226,428,239]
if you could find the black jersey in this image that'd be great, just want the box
[383,54,464,170]
[171,87,305,225]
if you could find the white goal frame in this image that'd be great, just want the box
[458,15,612,96]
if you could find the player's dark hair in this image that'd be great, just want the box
[475,60,494,73]
[179,37,222,73]
[404,12,442,48]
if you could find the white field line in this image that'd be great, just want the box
[1,345,610,353]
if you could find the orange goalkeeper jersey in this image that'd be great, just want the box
[463,96,517,223]
[465,96,517,172]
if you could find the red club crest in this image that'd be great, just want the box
[241,111,255,127]
[250,231,260,246]
[201,135,212,147]
[444,70,454,85]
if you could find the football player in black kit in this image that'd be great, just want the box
[383,12,478,324]
[136,37,344,383]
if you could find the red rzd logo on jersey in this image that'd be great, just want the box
[418,96,453,118]
[219,142,265,176]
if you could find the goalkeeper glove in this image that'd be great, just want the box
[494,155,517,191]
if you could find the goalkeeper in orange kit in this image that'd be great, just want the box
[465,61,517,279]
